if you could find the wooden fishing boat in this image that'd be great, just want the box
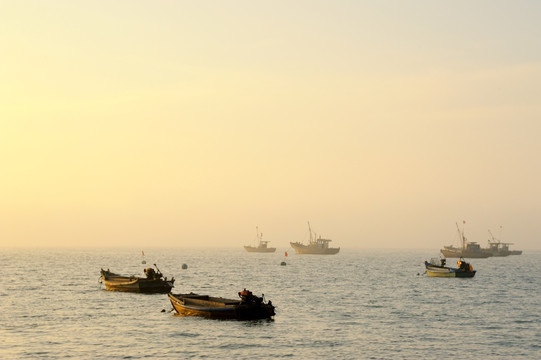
[290,222,339,255]
[424,258,476,278]
[168,289,275,320]
[100,265,174,293]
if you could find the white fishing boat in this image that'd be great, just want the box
[244,227,276,253]
[440,222,490,258]
[290,222,339,255]
[483,229,522,256]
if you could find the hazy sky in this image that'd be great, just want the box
[1,1,540,250]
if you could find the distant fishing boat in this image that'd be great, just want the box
[440,222,490,258]
[483,229,522,256]
[290,222,339,255]
[424,258,476,278]
[100,265,174,293]
[168,289,275,320]
[244,227,276,253]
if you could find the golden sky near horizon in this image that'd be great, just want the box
[1,1,540,250]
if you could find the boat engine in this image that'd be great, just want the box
[238,289,263,304]
[457,260,473,272]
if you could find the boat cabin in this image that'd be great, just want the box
[313,237,332,249]
[465,242,482,251]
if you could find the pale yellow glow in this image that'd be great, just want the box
[1,1,540,249]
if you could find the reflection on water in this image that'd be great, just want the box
[0,248,540,359]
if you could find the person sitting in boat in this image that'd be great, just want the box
[144,267,163,280]
[461,261,473,272]
[440,258,446,267]
[145,268,155,279]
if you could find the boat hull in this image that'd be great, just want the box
[489,252,510,257]
[440,248,490,258]
[168,293,275,320]
[244,246,276,253]
[424,262,476,278]
[100,270,174,294]
[290,242,340,255]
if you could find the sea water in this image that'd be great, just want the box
[0,248,539,359]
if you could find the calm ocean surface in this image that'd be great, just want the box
[0,248,539,359]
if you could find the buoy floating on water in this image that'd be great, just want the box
[280,261,287,266]
[181,264,188,269]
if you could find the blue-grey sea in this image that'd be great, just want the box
[0,248,539,359]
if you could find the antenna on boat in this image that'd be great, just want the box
[256,226,263,245]
[154,263,162,275]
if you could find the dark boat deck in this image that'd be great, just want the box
[100,268,174,293]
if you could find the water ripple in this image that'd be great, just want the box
[1,248,540,359]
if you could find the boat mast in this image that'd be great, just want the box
[488,229,497,244]
[307,222,314,244]
[256,226,261,245]
[455,222,465,249]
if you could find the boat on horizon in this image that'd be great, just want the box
[100,265,174,293]
[290,222,340,255]
[424,257,476,278]
[440,222,491,258]
[483,229,522,256]
[244,227,276,253]
[168,289,275,320]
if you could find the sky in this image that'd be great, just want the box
[1,1,540,250]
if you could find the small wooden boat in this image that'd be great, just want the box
[168,289,275,320]
[100,265,174,293]
[424,258,476,278]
